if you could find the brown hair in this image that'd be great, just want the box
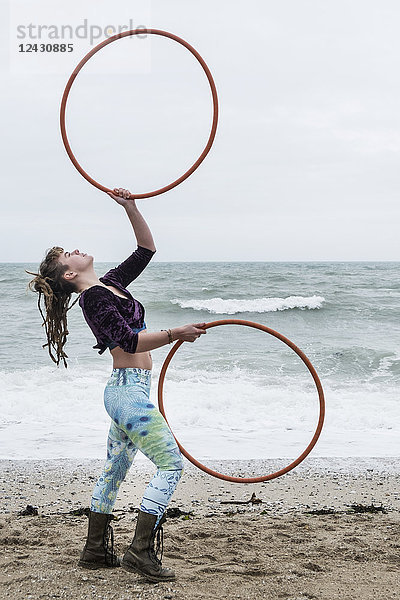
[26,246,80,368]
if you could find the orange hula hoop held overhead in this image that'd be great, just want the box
[60,28,219,199]
[158,320,326,484]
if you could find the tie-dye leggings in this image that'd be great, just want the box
[91,368,183,526]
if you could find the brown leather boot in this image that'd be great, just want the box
[78,510,120,569]
[121,511,176,582]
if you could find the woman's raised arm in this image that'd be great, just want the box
[107,188,156,252]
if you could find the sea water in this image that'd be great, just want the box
[0,261,399,470]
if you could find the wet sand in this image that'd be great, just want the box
[0,458,399,600]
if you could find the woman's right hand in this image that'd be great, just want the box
[173,323,207,342]
[107,187,134,208]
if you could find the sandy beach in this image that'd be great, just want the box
[0,458,399,600]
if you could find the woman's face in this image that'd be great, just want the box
[58,249,93,273]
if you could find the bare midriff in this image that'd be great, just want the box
[110,330,153,370]
[103,285,152,370]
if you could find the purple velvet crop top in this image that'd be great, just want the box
[78,245,155,354]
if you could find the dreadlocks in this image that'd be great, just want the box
[26,246,80,368]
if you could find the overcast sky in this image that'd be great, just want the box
[1,0,399,262]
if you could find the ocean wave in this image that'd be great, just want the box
[1,363,399,459]
[170,295,325,314]
[373,352,400,378]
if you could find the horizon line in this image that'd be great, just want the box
[1,259,400,264]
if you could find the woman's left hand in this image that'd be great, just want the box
[107,188,135,207]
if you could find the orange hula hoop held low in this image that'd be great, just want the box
[158,320,325,484]
[60,28,219,199]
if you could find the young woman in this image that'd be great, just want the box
[27,188,206,582]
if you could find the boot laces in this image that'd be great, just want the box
[151,525,164,565]
[103,521,117,566]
